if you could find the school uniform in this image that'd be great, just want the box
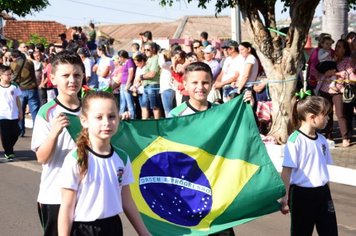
[60,146,134,235]
[31,98,81,236]
[0,83,22,157]
[283,130,338,236]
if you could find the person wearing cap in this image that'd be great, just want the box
[213,40,240,102]
[202,45,220,80]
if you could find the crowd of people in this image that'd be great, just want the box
[0,25,355,236]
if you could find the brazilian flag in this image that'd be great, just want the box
[66,96,285,236]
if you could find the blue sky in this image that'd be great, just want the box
[19,0,319,26]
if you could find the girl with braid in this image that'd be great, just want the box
[58,91,150,236]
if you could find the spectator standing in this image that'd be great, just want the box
[139,42,161,119]
[214,40,240,102]
[32,51,47,106]
[191,40,204,61]
[202,45,221,80]
[10,49,40,137]
[118,50,136,119]
[77,47,98,88]
[158,49,175,117]
[200,31,210,47]
[94,44,114,90]
[0,65,22,160]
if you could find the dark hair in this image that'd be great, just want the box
[133,53,147,62]
[170,43,182,52]
[200,31,208,40]
[290,96,331,131]
[336,39,351,57]
[131,43,140,51]
[76,91,118,177]
[0,64,11,74]
[172,49,186,60]
[89,22,95,28]
[117,50,129,59]
[346,31,356,41]
[184,61,213,81]
[10,49,25,59]
[143,31,152,40]
[51,50,85,74]
[36,43,45,53]
[97,44,108,56]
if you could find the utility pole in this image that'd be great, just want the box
[231,6,241,42]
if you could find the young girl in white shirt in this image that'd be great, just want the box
[280,95,338,236]
[58,91,151,236]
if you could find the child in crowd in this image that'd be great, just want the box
[31,51,84,235]
[280,95,338,236]
[58,91,151,236]
[0,65,22,161]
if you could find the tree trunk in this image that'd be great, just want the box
[322,0,348,41]
[238,0,320,144]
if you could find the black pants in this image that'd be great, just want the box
[0,119,20,156]
[37,203,60,236]
[71,215,123,236]
[289,184,338,236]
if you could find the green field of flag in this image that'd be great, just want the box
[67,96,285,236]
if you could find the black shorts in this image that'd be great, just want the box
[71,215,123,236]
[289,184,338,236]
[37,203,60,236]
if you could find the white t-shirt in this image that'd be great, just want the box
[97,57,114,89]
[60,147,134,221]
[221,56,240,82]
[236,54,259,84]
[31,98,81,204]
[0,83,22,119]
[283,130,333,188]
[158,55,174,93]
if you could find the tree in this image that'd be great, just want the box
[159,0,356,143]
[322,0,348,41]
[0,0,49,17]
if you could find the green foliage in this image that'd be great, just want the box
[27,34,49,48]
[158,0,356,14]
[0,0,49,17]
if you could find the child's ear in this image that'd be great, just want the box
[80,116,88,129]
[50,73,57,86]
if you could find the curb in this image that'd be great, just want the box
[265,144,356,187]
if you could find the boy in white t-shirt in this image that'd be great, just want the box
[31,51,84,236]
[0,65,22,161]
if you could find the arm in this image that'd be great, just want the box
[16,97,23,121]
[35,114,70,164]
[122,186,151,236]
[98,65,110,78]
[280,167,292,215]
[237,63,253,90]
[58,188,77,236]
[125,68,135,90]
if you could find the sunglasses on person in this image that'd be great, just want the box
[193,46,200,49]
[2,48,7,51]
[144,48,151,52]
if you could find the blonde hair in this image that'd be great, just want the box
[76,91,118,177]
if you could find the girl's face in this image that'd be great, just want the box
[312,113,329,130]
[321,40,333,50]
[238,45,250,57]
[81,98,119,145]
[335,41,346,58]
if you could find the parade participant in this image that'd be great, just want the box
[280,95,338,236]
[31,51,84,236]
[58,91,151,236]
[169,62,253,235]
[0,65,22,161]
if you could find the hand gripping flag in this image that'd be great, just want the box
[66,96,285,236]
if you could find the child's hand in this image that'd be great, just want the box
[50,113,69,136]
[280,197,290,215]
[243,90,255,106]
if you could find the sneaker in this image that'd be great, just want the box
[4,154,15,161]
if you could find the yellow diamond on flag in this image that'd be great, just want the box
[130,136,259,230]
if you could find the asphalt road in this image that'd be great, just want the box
[1,160,355,236]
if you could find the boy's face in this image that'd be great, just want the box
[0,70,12,84]
[184,70,212,103]
[51,63,83,97]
